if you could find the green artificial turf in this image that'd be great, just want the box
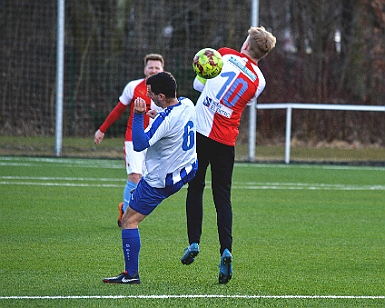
[0,157,384,307]
[1,136,385,163]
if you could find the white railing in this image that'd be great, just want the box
[255,103,385,164]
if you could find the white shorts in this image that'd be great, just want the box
[124,141,146,175]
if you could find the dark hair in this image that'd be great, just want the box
[146,72,177,98]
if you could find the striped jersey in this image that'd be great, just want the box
[133,97,197,188]
[194,47,266,146]
[119,78,162,141]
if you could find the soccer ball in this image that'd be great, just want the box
[192,48,223,79]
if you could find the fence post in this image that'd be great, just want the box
[248,0,260,162]
[55,0,65,157]
[285,105,292,164]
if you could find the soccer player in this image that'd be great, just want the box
[181,27,276,284]
[94,54,164,227]
[103,72,198,284]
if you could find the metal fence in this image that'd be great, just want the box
[1,0,385,153]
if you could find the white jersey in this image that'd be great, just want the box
[119,78,161,112]
[142,97,197,188]
[194,47,266,146]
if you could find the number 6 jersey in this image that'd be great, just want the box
[133,97,198,188]
[193,47,266,146]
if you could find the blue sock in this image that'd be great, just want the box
[122,228,141,276]
[122,180,138,212]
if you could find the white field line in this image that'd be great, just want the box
[0,176,125,182]
[1,157,384,190]
[0,157,122,169]
[1,156,385,171]
[0,294,384,300]
[0,176,384,190]
[236,163,385,172]
[234,182,385,191]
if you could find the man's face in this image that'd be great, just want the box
[144,60,164,78]
[240,35,249,52]
[146,85,161,107]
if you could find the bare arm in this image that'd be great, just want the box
[94,129,105,145]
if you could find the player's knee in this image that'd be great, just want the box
[128,173,142,183]
[121,213,139,229]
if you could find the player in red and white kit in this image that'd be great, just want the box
[94,54,164,227]
[181,27,276,284]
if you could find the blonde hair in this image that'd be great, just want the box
[247,27,276,60]
[144,53,165,67]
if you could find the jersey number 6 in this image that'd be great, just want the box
[182,121,195,151]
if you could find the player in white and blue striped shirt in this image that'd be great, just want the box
[103,72,197,284]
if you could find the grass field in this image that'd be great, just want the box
[1,136,385,164]
[0,156,384,307]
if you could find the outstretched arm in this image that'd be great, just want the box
[94,101,127,144]
[94,129,105,145]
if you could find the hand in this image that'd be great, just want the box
[134,97,146,114]
[147,109,158,119]
[94,129,105,145]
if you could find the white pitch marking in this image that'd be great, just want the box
[1,177,384,191]
[0,181,122,188]
[1,156,385,171]
[0,294,384,300]
[0,176,125,182]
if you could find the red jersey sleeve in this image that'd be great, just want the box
[99,101,127,133]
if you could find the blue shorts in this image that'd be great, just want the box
[129,178,187,216]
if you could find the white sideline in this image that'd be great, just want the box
[1,294,384,300]
[1,177,385,191]
[1,157,385,171]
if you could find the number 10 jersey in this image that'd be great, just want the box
[194,47,266,146]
